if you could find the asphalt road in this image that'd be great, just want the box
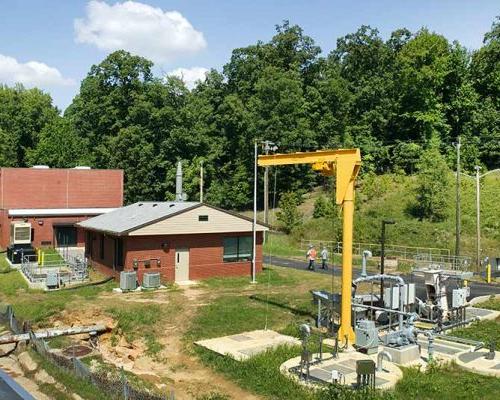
[264,255,500,300]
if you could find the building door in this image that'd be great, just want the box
[55,226,77,247]
[175,248,190,282]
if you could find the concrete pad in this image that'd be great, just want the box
[175,280,198,286]
[383,345,420,365]
[280,349,402,390]
[195,330,300,361]
[466,307,500,321]
[456,349,500,377]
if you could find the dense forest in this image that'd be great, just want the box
[0,19,498,209]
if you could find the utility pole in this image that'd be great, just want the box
[475,165,481,271]
[459,167,500,272]
[453,136,461,258]
[199,161,204,203]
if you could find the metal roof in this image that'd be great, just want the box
[76,202,200,235]
[8,208,116,217]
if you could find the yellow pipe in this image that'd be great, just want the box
[337,179,356,344]
[486,264,491,284]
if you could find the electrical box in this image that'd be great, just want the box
[452,287,469,308]
[120,271,137,291]
[383,284,416,309]
[10,223,31,245]
[355,320,378,354]
[142,272,161,289]
[356,359,376,375]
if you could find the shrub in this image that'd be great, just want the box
[277,192,303,234]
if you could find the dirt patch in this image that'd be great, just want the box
[91,287,261,400]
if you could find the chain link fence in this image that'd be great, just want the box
[0,304,174,400]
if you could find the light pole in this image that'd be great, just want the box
[380,219,395,303]
[252,140,258,283]
[460,167,500,270]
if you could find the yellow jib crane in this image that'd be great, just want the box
[258,148,361,344]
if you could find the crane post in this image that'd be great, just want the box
[258,149,361,345]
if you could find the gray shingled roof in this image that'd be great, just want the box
[77,202,200,235]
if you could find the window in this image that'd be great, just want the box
[198,215,209,222]
[99,234,105,260]
[223,236,253,262]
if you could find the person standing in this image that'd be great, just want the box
[306,245,317,271]
[320,244,328,270]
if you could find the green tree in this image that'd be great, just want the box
[0,84,58,166]
[469,17,500,169]
[26,118,91,168]
[313,195,328,218]
[276,192,303,233]
[410,144,451,222]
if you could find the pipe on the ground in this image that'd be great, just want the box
[0,324,108,344]
[377,350,392,372]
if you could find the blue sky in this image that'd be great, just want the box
[0,0,498,110]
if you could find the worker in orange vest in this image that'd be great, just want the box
[306,244,317,271]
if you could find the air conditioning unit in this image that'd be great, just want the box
[46,272,59,289]
[10,223,32,245]
[120,271,137,291]
[142,272,161,289]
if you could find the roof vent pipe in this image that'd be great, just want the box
[32,165,50,169]
[175,161,187,202]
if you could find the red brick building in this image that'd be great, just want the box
[0,167,123,249]
[77,202,268,283]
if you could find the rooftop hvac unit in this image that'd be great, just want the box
[120,271,137,291]
[10,223,32,245]
[142,272,161,289]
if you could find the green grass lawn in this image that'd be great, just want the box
[475,296,500,311]
[0,269,114,325]
[186,265,500,400]
[0,252,12,273]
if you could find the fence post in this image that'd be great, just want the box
[121,367,128,400]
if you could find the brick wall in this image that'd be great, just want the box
[0,213,90,249]
[0,168,123,209]
[86,231,264,283]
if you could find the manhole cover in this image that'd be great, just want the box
[62,345,93,358]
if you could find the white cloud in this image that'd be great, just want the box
[167,67,208,89]
[75,1,207,63]
[0,54,74,87]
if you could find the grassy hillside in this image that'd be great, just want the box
[259,172,500,261]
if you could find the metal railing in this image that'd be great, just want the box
[20,250,89,286]
[300,239,450,260]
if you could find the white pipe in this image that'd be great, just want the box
[377,350,392,372]
[0,324,108,344]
